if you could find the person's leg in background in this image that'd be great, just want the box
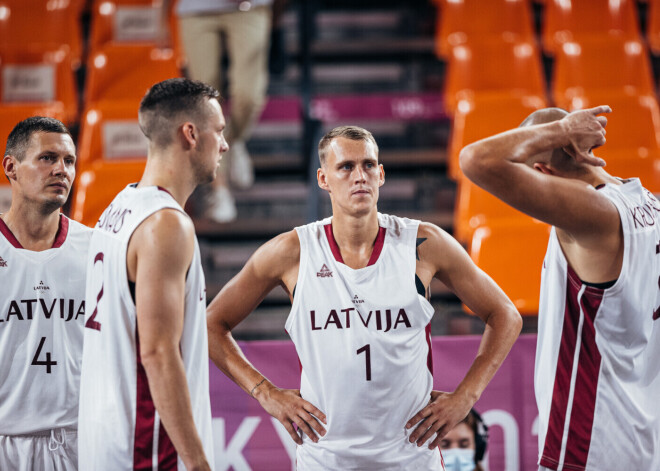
[222,5,272,190]
[179,13,237,222]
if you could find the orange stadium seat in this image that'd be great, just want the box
[552,37,654,110]
[454,178,539,244]
[0,0,84,68]
[85,44,181,107]
[447,95,546,180]
[578,93,660,192]
[71,160,146,227]
[469,221,551,315]
[444,37,546,115]
[0,48,79,124]
[89,0,183,60]
[435,0,535,58]
[77,102,146,171]
[0,103,67,145]
[542,0,640,55]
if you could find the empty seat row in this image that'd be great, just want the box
[435,0,645,59]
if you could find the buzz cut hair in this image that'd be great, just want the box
[138,78,220,148]
[4,116,71,162]
[317,125,379,166]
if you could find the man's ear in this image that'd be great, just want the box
[317,167,330,192]
[2,155,17,181]
[181,122,196,150]
[378,164,385,187]
[533,162,555,175]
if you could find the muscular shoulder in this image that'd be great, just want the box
[128,209,195,280]
[416,222,456,257]
[250,229,300,279]
[416,221,470,274]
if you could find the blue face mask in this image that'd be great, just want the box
[442,448,476,471]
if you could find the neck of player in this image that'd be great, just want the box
[1,203,61,251]
[138,150,197,208]
[331,209,380,269]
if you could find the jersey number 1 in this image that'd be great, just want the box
[31,337,57,373]
[357,344,371,381]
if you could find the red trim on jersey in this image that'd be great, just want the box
[0,213,68,249]
[367,226,386,266]
[0,217,22,248]
[425,323,433,374]
[133,328,179,470]
[541,267,604,471]
[324,223,386,267]
[134,331,156,470]
[157,186,174,197]
[52,214,68,248]
[324,223,344,263]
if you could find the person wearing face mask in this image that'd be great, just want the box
[440,409,489,471]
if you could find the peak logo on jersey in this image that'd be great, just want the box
[310,307,412,332]
[352,295,364,304]
[34,281,50,291]
[0,256,6,267]
[317,264,333,278]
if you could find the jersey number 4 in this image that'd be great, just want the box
[85,252,104,331]
[31,336,57,373]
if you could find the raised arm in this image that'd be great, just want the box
[206,230,326,444]
[128,209,210,471]
[459,106,618,238]
[407,223,522,448]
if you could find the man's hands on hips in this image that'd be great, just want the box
[254,385,327,445]
[405,390,473,449]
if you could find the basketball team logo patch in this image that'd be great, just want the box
[0,256,6,267]
[317,264,332,278]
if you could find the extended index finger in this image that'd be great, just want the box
[590,105,612,116]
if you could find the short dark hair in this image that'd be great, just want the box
[138,78,220,148]
[318,125,379,165]
[4,116,71,161]
[520,107,584,173]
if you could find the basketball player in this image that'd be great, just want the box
[206,126,522,469]
[78,78,226,470]
[459,106,660,471]
[0,117,92,470]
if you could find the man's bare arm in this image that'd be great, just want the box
[408,223,522,448]
[207,230,326,445]
[129,209,210,471]
[459,106,619,238]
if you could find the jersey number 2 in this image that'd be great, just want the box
[357,344,372,381]
[85,252,104,331]
[31,337,57,373]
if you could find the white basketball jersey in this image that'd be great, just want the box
[78,184,214,471]
[0,215,92,434]
[287,213,443,470]
[536,179,660,471]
